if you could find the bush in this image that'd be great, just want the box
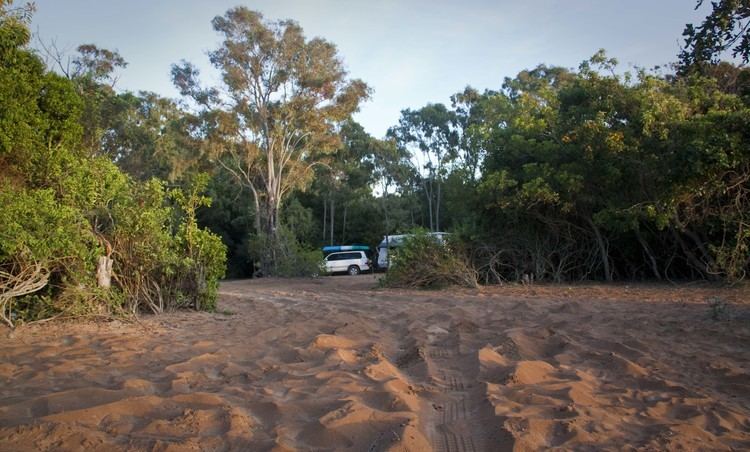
[382,231,478,289]
[172,175,227,311]
[0,173,228,325]
[111,176,227,314]
[0,13,228,325]
[0,185,98,326]
[249,227,324,278]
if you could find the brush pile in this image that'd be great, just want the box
[382,232,478,289]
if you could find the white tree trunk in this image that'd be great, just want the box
[97,256,113,288]
[330,198,335,245]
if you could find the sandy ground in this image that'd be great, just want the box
[1,277,749,451]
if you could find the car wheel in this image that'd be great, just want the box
[347,265,360,276]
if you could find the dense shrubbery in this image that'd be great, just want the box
[0,7,225,326]
[382,231,478,289]
[109,176,226,315]
[249,227,324,278]
[461,58,750,283]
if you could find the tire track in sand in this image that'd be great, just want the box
[420,318,497,452]
[409,311,516,452]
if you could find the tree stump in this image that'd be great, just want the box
[97,256,113,288]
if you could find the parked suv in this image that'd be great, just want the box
[324,251,370,275]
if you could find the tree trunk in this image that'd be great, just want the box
[254,198,281,276]
[425,179,434,232]
[330,198,335,245]
[269,203,279,274]
[385,210,391,269]
[265,203,279,238]
[322,197,327,242]
[587,218,612,282]
[671,228,716,279]
[381,182,391,269]
[342,204,348,244]
[635,229,661,280]
[251,186,262,236]
[96,256,113,288]
[274,198,281,238]
[436,180,442,232]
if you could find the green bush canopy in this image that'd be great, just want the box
[0,6,225,326]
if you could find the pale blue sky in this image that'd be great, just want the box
[31,1,708,137]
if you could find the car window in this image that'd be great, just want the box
[327,252,365,261]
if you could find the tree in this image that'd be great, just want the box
[172,7,369,273]
[451,87,487,184]
[389,104,459,232]
[679,0,750,71]
[37,39,208,184]
[313,121,372,246]
[370,137,413,257]
[38,42,129,156]
[97,91,205,182]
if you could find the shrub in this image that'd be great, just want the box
[111,176,227,314]
[172,174,227,311]
[0,12,228,325]
[382,231,478,289]
[248,227,324,278]
[0,185,97,326]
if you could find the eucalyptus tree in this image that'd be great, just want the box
[171,7,369,272]
[450,87,488,184]
[389,103,459,232]
[317,120,380,245]
[369,136,413,264]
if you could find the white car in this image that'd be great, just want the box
[324,251,370,275]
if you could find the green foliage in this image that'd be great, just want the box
[0,11,227,325]
[468,53,750,282]
[679,0,750,71]
[111,177,227,313]
[172,7,369,274]
[249,227,324,278]
[0,184,97,326]
[283,198,316,245]
[0,185,93,265]
[172,174,227,311]
[109,179,178,313]
[197,171,255,278]
[382,231,477,289]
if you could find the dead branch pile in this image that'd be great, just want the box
[383,233,478,289]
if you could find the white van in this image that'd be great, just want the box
[324,251,371,275]
[377,232,449,269]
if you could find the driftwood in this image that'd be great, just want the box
[0,261,50,327]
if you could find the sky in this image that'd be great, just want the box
[30,1,709,138]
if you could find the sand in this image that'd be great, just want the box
[1,277,749,451]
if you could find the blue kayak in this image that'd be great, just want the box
[322,245,370,253]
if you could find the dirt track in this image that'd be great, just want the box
[1,276,749,451]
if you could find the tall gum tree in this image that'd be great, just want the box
[171,8,369,268]
[389,104,459,232]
